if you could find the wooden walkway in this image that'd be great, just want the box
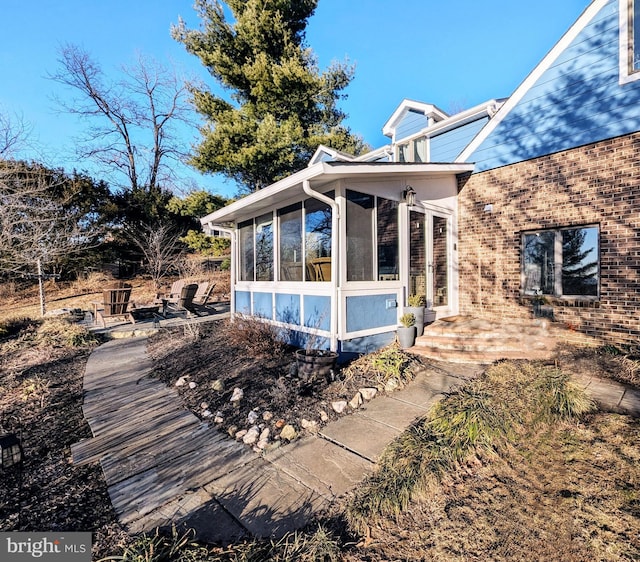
[71,337,257,535]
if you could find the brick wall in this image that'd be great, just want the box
[457,132,640,346]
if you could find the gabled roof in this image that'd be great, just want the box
[457,0,609,164]
[308,145,356,167]
[382,99,449,138]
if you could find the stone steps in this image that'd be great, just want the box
[408,316,570,364]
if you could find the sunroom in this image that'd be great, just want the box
[201,159,474,355]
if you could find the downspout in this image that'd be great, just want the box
[302,179,340,352]
[205,224,236,318]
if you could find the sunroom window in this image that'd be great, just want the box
[522,226,599,297]
[346,190,399,282]
[279,203,303,281]
[238,213,273,282]
[276,193,333,282]
[305,197,332,282]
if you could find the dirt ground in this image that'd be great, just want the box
[0,298,638,560]
[147,317,423,449]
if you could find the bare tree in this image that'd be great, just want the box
[49,45,192,193]
[0,163,89,316]
[0,110,32,158]
[127,223,187,289]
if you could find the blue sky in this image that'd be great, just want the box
[2,0,591,198]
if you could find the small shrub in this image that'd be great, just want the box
[407,294,426,307]
[225,315,288,359]
[97,526,211,562]
[341,345,418,391]
[36,318,99,348]
[0,317,36,340]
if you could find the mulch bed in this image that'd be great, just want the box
[147,318,424,450]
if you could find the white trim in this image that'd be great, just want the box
[457,0,610,163]
[620,0,640,83]
[382,99,449,140]
[200,161,474,227]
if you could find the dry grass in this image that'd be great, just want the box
[346,412,640,561]
[346,361,597,534]
[0,270,230,324]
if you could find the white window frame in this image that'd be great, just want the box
[620,0,640,84]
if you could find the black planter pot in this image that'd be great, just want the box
[295,349,338,382]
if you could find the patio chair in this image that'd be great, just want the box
[311,257,332,281]
[93,282,134,327]
[164,283,198,318]
[154,279,186,307]
[193,282,212,305]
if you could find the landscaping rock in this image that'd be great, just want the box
[234,429,248,441]
[247,410,259,424]
[319,410,329,422]
[211,379,224,392]
[262,411,273,421]
[200,402,209,410]
[175,376,188,387]
[360,387,377,401]
[230,387,244,403]
[385,378,400,392]
[349,392,363,409]
[242,426,260,445]
[280,424,297,441]
[332,400,348,414]
[188,381,197,389]
[214,412,224,424]
[301,418,318,432]
[275,418,286,429]
[227,425,238,437]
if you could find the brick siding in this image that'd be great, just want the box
[457,132,640,346]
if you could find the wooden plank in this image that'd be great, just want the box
[109,440,258,524]
[71,409,199,466]
[84,375,164,395]
[101,424,218,485]
[82,384,175,418]
[87,395,186,436]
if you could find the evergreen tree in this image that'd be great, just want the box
[173,0,367,193]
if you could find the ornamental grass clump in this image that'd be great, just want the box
[346,360,596,534]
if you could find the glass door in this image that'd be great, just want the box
[409,208,426,299]
[430,213,449,309]
[408,208,452,311]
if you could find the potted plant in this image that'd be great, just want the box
[405,294,426,337]
[397,312,416,349]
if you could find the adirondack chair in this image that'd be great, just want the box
[193,282,209,304]
[193,282,216,306]
[164,283,198,317]
[93,282,134,327]
[154,279,186,306]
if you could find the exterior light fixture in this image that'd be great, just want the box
[0,433,23,470]
[402,185,416,206]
